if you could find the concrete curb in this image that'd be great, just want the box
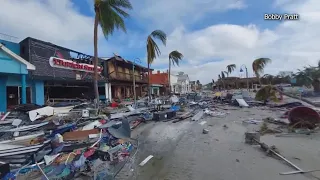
[283,92,320,107]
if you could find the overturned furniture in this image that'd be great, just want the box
[288,106,320,129]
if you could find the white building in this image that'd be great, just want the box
[170,74,178,93]
[172,72,191,94]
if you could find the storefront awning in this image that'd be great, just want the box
[0,43,36,70]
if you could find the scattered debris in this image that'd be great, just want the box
[245,132,320,175]
[139,155,154,166]
[192,110,204,121]
[199,121,207,125]
[243,119,263,124]
[203,129,209,134]
[288,106,320,129]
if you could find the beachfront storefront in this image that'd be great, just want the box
[0,39,44,112]
[19,37,105,104]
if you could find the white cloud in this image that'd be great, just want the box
[2,0,320,85]
[149,0,320,84]
[0,0,119,55]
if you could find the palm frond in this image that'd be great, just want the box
[147,30,167,64]
[255,85,279,102]
[169,50,183,66]
[226,64,236,74]
[252,58,271,77]
[151,30,167,46]
[96,0,132,39]
[147,36,161,64]
[221,71,225,78]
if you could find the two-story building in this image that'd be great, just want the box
[102,55,149,101]
[0,39,42,112]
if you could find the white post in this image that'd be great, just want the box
[105,83,112,102]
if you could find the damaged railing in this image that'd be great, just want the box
[109,71,148,83]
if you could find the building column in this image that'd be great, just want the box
[21,74,27,104]
[0,76,7,112]
[32,80,44,105]
[105,82,112,101]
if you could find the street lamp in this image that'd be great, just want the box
[240,64,249,90]
[133,58,141,107]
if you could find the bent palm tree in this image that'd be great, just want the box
[168,50,183,93]
[147,30,167,99]
[226,64,236,74]
[252,58,271,85]
[93,0,132,107]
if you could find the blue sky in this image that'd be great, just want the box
[0,0,319,83]
[70,0,281,68]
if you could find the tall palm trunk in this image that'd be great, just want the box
[147,63,151,101]
[168,60,171,94]
[93,13,99,108]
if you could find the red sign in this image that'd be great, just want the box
[49,57,103,73]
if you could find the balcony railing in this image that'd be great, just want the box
[109,71,148,83]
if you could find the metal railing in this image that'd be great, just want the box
[46,98,87,105]
[109,71,148,83]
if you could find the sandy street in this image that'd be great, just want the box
[116,97,320,180]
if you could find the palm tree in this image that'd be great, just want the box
[255,85,279,105]
[218,74,222,89]
[224,71,229,77]
[93,0,132,107]
[146,30,167,99]
[220,71,226,89]
[252,58,271,85]
[221,71,226,78]
[168,50,183,93]
[226,64,236,74]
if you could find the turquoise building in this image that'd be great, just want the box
[0,39,44,112]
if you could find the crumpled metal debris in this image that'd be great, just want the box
[192,110,204,121]
[204,108,226,117]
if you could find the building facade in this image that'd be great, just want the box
[170,74,178,93]
[176,72,191,94]
[102,55,149,101]
[19,37,105,104]
[0,39,46,112]
[149,70,169,96]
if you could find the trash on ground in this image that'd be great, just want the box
[139,155,154,166]
[203,129,209,134]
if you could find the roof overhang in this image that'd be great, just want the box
[151,84,164,87]
[0,43,36,70]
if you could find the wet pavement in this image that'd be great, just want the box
[116,99,320,180]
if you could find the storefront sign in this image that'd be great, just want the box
[49,57,103,73]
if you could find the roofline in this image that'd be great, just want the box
[105,56,153,70]
[22,37,105,61]
[0,43,35,70]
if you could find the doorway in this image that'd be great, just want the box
[7,86,31,109]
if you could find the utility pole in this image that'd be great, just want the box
[133,58,141,107]
[240,64,249,90]
[246,66,249,90]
